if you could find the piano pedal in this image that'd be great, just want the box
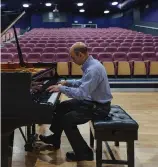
[24,134,38,152]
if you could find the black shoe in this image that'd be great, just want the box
[39,134,60,149]
[66,150,94,161]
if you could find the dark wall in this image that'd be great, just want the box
[30,12,133,28]
[132,0,158,35]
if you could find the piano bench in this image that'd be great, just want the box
[89,105,139,167]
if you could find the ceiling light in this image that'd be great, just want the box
[77,3,84,6]
[104,10,110,14]
[112,2,118,6]
[45,3,52,7]
[79,9,85,12]
[23,4,29,8]
[74,21,78,23]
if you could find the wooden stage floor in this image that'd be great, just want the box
[11,92,158,167]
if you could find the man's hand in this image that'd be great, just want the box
[46,84,61,93]
[57,80,67,86]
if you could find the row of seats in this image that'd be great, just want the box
[1,52,158,63]
[56,61,158,76]
[3,42,158,49]
[17,39,158,43]
[2,46,158,54]
[1,53,158,76]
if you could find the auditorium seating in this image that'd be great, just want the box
[1,27,158,77]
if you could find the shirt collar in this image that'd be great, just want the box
[81,56,93,72]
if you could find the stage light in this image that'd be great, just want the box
[79,9,85,12]
[104,10,110,14]
[45,3,52,7]
[112,2,118,6]
[77,3,84,6]
[23,4,29,8]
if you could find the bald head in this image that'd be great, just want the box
[70,42,89,65]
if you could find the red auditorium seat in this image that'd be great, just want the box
[25,43,35,48]
[134,39,143,43]
[56,43,67,47]
[13,53,27,63]
[130,46,142,52]
[154,42,158,46]
[143,42,153,46]
[105,47,117,53]
[47,43,56,47]
[32,38,41,40]
[121,42,131,47]
[115,39,124,43]
[29,40,38,43]
[124,39,133,43]
[56,47,68,53]
[99,42,109,47]
[4,43,15,48]
[142,46,155,52]
[56,53,70,62]
[143,39,153,42]
[36,43,46,47]
[113,52,127,61]
[88,43,99,47]
[8,47,17,53]
[32,47,44,53]
[44,47,56,53]
[127,52,142,61]
[117,47,129,53]
[95,39,104,43]
[113,52,130,76]
[142,52,157,61]
[1,53,13,63]
[21,47,32,53]
[92,47,105,53]
[98,53,113,61]
[109,42,120,47]
[155,47,158,52]
[1,48,8,53]
[27,53,41,63]
[41,53,56,63]
[38,40,47,43]
[19,40,28,44]
[132,42,142,46]
[86,39,94,43]
[106,39,114,43]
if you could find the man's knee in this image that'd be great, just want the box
[61,113,74,128]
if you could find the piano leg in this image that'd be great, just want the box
[1,134,10,167]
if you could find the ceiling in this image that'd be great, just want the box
[1,0,155,17]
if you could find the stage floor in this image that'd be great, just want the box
[11,92,158,167]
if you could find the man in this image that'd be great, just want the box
[39,42,113,161]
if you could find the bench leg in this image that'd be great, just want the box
[127,141,135,167]
[96,140,102,167]
[115,141,119,147]
[90,128,94,148]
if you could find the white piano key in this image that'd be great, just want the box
[47,92,59,105]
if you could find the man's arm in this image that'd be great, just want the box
[59,70,101,100]
[66,79,82,87]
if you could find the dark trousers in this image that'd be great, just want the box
[50,99,111,156]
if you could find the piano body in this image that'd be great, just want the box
[1,10,61,167]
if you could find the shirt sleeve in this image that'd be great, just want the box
[59,70,101,100]
[66,79,82,87]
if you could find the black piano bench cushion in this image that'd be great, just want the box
[92,105,139,131]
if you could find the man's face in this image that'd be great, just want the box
[70,50,84,65]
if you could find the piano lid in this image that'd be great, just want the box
[1,10,25,36]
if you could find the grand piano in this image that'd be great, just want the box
[1,11,61,167]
